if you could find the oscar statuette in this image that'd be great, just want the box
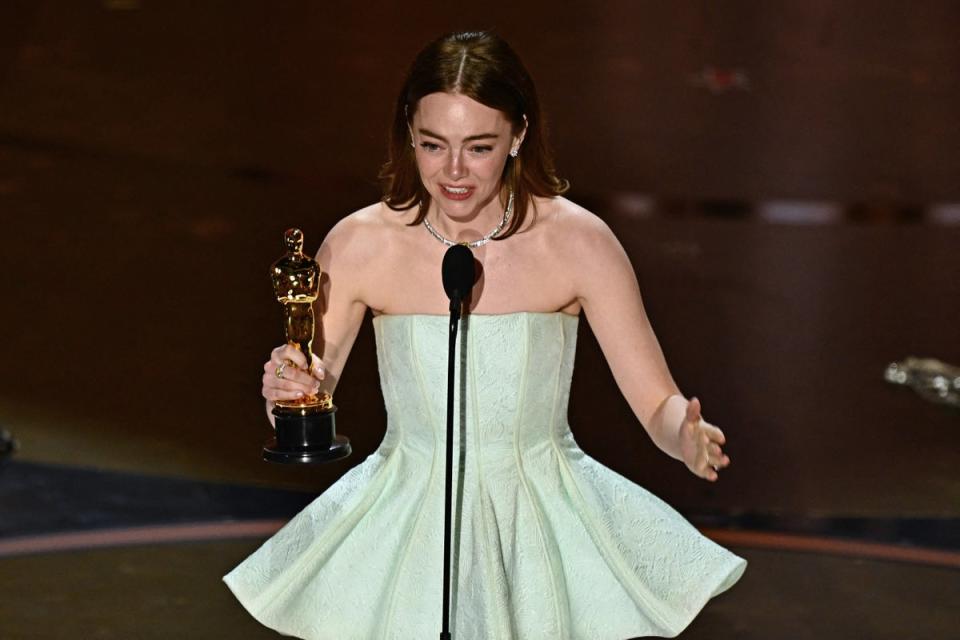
[263,228,351,464]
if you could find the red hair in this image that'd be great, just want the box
[379,31,568,238]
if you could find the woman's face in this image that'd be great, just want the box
[411,92,523,223]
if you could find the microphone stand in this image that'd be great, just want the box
[440,292,462,640]
[438,243,473,639]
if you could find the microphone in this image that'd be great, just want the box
[441,244,475,313]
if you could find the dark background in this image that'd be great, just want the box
[2,0,957,502]
[1,2,958,639]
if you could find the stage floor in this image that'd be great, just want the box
[0,460,958,638]
[2,541,957,640]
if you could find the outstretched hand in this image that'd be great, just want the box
[678,397,730,482]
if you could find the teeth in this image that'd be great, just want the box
[443,186,469,194]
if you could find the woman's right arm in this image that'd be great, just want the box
[260,211,373,426]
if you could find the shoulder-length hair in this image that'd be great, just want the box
[379,31,569,239]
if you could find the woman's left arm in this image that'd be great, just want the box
[569,211,730,481]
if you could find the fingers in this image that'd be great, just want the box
[698,441,731,480]
[263,344,325,403]
[268,345,324,376]
[271,344,307,369]
[262,365,318,391]
[703,422,726,446]
[708,442,722,459]
[687,398,725,444]
[261,373,321,403]
[706,441,729,463]
[687,446,727,482]
[702,421,730,479]
[693,419,731,482]
[706,446,731,470]
[263,358,320,385]
[685,398,730,481]
[267,345,324,380]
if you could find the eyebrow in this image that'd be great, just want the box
[417,128,499,143]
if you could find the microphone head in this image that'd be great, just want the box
[441,244,475,301]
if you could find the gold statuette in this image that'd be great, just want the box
[263,228,351,464]
[270,228,331,411]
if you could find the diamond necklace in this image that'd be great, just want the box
[422,189,514,248]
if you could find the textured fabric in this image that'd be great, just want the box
[224,312,746,639]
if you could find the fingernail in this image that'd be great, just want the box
[295,391,304,397]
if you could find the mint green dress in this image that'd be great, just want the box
[224,312,745,639]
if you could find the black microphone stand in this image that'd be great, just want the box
[440,291,462,640]
[439,243,473,640]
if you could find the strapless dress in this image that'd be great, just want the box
[224,312,745,639]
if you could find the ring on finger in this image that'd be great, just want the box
[275,362,286,379]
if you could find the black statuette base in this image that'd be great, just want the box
[263,404,351,464]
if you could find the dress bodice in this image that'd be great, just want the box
[372,312,580,459]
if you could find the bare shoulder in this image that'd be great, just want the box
[533,200,638,309]
[316,201,414,268]
[534,196,623,257]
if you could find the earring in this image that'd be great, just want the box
[408,125,416,149]
[509,148,519,158]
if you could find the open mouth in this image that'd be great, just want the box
[440,185,473,200]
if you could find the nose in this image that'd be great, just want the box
[444,149,465,179]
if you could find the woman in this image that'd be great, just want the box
[225,31,745,639]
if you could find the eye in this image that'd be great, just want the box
[469,145,493,154]
[419,142,442,152]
